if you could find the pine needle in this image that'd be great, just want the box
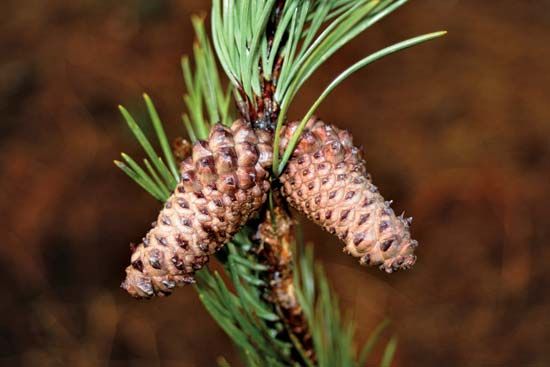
[276,30,447,174]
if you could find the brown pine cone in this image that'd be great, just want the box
[121,120,273,298]
[279,117,418,273]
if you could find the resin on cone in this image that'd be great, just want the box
[121,120,273,298]
[279,117,418,272]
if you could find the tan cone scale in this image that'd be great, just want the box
[279,117,418,272]
[121,120,273,298]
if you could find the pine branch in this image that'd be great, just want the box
[114,100,398,367]
[114,17,399,364]
[254,191,315,363]
[113,1,445,364]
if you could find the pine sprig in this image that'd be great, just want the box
[182,15,234,141]
[209,0,445,175]
[111,3,441,364]
[196,238,298,367]
[114,17,399,365]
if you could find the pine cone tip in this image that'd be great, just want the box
[122,257,197,299]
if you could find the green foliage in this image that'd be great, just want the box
[114,19,233,202]
[211,0,401,107]
[380,336,398,367]
[114,97,178,202]
[294,244,394,367]
[211,0,276,102]
[210,0,445,175]
[182,16,235,141]
[196,236,298,367]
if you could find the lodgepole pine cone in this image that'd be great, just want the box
[279,117,418,273]
[121,120,273,298]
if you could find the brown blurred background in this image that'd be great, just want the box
[1,0,549,366]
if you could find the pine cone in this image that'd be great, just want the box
[121,120,273,298]
[279,117,418,273]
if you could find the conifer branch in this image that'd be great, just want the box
[114,1,444,365]
[254,191,315,363]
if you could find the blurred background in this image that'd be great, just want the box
[1,0,549,366]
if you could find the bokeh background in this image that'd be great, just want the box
[2,0,549,366]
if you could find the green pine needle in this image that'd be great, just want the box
[358,319,391,365]
[217,357,232,367]
[293,243,397,367]
[182,17,235,140]
[143,93,179,181]
[380,336,398,367]
[114,159,165,201]
[143,158,171,199]
[274,30,447,174]
[117,105,177,196]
